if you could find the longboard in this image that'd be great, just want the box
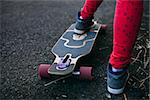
[48,22,102,75]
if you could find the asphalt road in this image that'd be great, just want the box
[1,0,149,100]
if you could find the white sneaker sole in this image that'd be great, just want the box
[74,28,85,34]
[107,86,124,95]
[74,23,95,34]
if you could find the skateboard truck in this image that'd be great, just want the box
[56,55,71,70]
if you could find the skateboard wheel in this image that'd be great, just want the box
[101,24,107,30]
[38,64,51,79]
[80,66,93,80]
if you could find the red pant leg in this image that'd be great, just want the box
[110,0,143,69]
[81,0,103,19]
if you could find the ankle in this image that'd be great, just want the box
[112,67,124,72]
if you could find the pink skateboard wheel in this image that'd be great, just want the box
[38,64,51,79]
[80,66,93,80]
[101,24,107,30]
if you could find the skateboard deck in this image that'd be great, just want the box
[48,22,102,75]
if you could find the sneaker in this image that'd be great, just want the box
[107,63,129,95]
[74,12,94,34]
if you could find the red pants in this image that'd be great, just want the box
[81,0,143,69]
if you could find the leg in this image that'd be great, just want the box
[81,0,103,19]
[110,0,143,69]
[74,0,103,34]
[107,0,143,94]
